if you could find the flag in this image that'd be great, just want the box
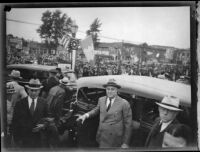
[60,34,71,49]
[80,35,95,62]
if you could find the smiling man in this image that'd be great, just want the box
[145,95,182,148]
[76,78,132,148]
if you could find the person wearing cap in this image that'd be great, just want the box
[8,70,27,111]
[46,77,73,123]
[5,82,16,147]
[12,79,48,148]
[76,78,132,148]
[145,95,182,148]
[45,77,73,147]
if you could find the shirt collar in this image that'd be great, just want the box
[160,120,173,132]
[28,96,38,101]
[28,96,38,107]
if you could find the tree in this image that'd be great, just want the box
[37,10,72,54]
[86,18,102,49]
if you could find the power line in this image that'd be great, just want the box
[7,18,41,26]
[6,18,143,44]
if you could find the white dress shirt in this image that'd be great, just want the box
[28,96,37,110]
[160,120,173,132]
[106,97,115,108]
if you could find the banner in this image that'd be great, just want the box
[80,35,95,62]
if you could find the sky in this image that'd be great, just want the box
[6,7,190,49]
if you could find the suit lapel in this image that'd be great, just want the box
[23,97,32,117]
[33,98,42,121]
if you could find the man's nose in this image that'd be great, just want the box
[163,109,168,115]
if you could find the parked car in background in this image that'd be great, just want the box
[7,64,57,86]
[65,75,194,148]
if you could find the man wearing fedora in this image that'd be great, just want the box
[12,78,48,148]
[41,69,59,98]
[77,78,132,148]
[8,70,27,111]
[145,95,182,148]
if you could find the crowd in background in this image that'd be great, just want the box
[7,52,191,84]
[74,60,190,84]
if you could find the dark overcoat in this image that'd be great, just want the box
[145,118,180,148]
[12,97,48,148]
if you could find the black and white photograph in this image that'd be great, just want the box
[1,1,199,151]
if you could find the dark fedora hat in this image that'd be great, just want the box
[9,70,22,79]
[103,78,121,89]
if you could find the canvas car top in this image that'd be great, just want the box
[77,75,191,108]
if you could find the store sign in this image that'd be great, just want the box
[9,38,22,49]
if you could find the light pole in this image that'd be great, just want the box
[70,20,78,70]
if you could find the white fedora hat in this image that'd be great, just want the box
[156,95,182,111]
[25,79,43,90]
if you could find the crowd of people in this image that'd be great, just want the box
[74,60,190,84]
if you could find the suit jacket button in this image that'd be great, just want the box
[110,133,112,135]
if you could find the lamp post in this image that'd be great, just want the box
[70,20,78,70]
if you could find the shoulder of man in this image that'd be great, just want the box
[116,95,129,104]
[99,96,107,101]
[49,85,59,95]
[15,96,28,107]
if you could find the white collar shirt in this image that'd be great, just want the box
[160,120,173,132]
[28,96,37,110]
[106,97,115,108]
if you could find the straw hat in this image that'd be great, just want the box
[25,79,43,90]
[156,95,182,111]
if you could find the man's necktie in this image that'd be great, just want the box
[30,99,35,116]
[106,98,112,112]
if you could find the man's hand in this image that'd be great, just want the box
[121,143,129,148]
[76,113,89,124]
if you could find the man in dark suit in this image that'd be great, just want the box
[77,78,132,148]
[41,69,59,98]
[145,95,182,148]
[12,78,48,148]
